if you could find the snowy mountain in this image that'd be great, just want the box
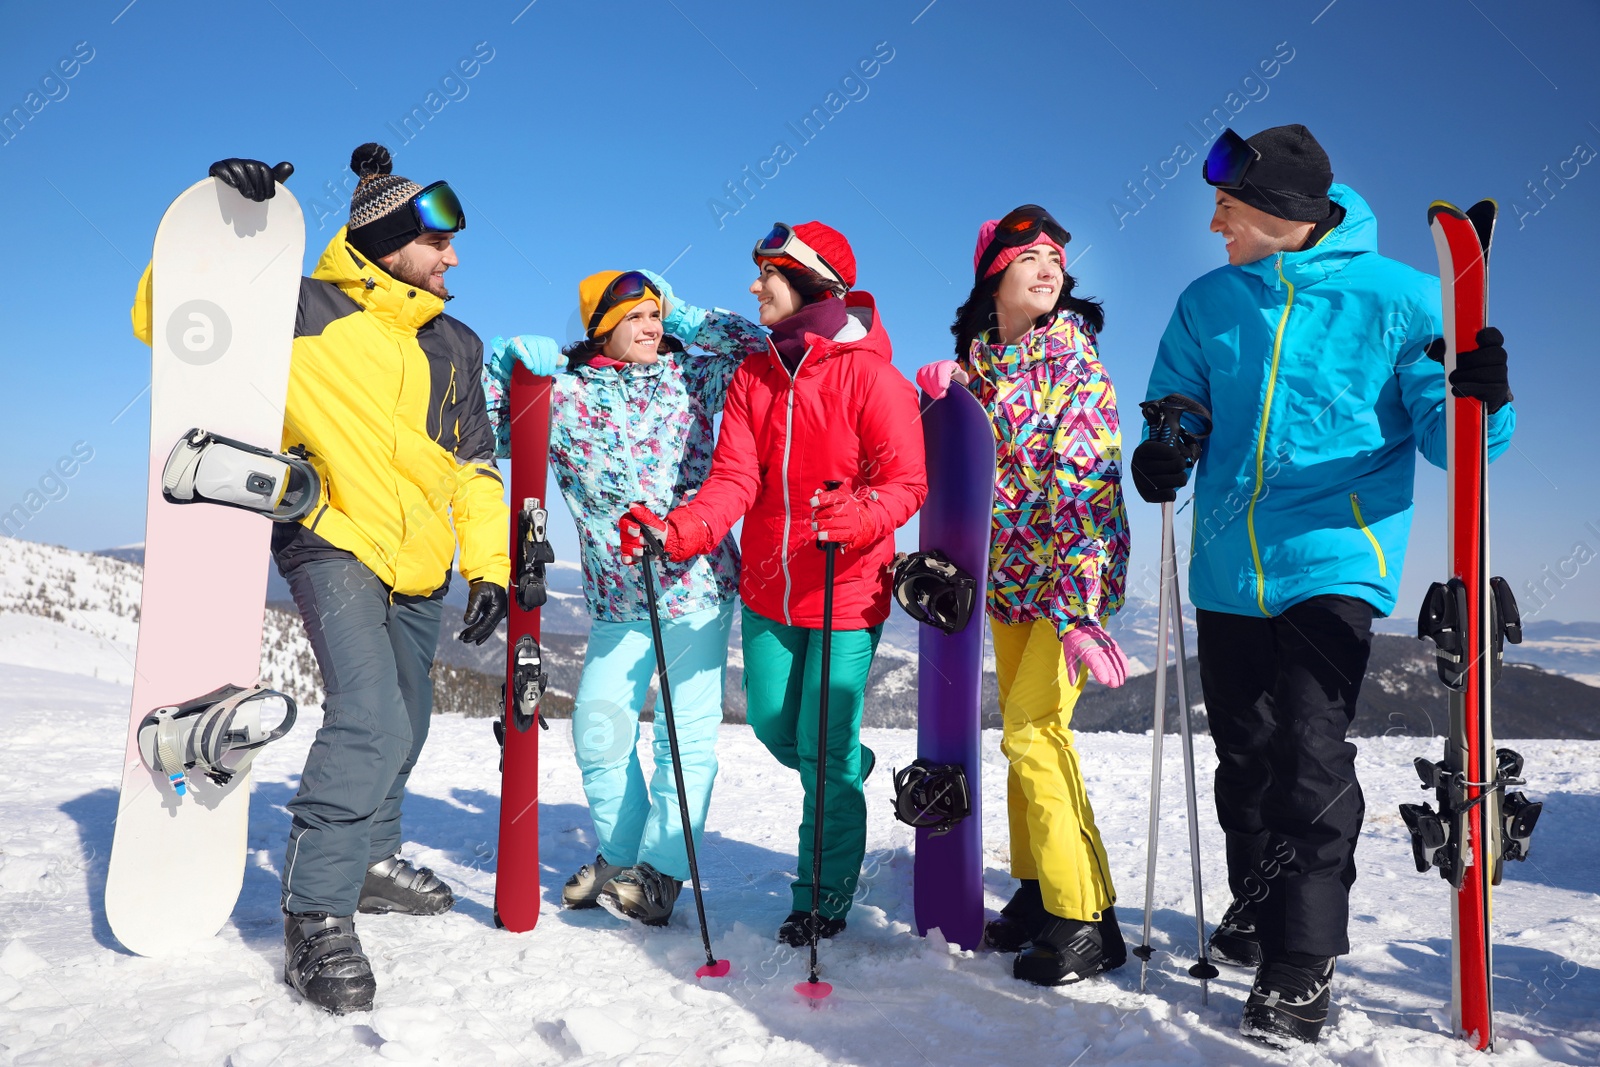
[24,537,1598,737]
[0,537,535,721]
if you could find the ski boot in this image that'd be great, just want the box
[1013,908,1125,986]
[861,744,877,783]
[597,862,682,927]
[283,912,375,1014]
[1240,954,1335,1048]
[984,879,1045,953]
[562,853,625,910]
[358,855,455,916]
[777,910,846,948]
[1209,897,1264,967]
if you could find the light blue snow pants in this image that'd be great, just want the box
[571,601,733,881]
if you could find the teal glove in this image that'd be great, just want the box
[639,269,708,343]
[488,334,562,384]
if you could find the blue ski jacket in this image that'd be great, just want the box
[1146,183,1516,619]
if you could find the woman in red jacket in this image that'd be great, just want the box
[620,221,927,946]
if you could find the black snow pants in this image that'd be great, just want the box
[1196,594,1373,959]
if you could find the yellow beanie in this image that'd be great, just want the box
[578,270,669,339]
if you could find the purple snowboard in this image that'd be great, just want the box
[913,385,996,950]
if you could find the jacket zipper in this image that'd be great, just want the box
[1350,493,1388,577]
[1246,254,1294,617]
[778,346,812,626]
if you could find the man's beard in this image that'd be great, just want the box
[385,248,450,300]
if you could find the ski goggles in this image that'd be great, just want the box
[585,270,661,336]
[973,205,1071,280]
[1202,128,1262,190]
[753,223,844,287]
[410,181,466,232]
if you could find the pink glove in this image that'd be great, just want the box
[618,504,703,565]
[1063,622,1129,688]
[809,487,879,551]
[915,360,967,400]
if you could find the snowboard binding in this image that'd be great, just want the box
[137,683,298,798]
[515,497,555,612]
[892,759,972,837]
[162,428,320,522]
[1399,746,1542,887]
[892,551,978,634]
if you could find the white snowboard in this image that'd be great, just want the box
[104,178,304,957]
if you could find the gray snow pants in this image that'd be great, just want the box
[279,557,445,916]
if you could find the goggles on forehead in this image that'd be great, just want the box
[586,271,661,336]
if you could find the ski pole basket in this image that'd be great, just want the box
[892,759,972,837]
[162,428,320,522]
[137,683,298,798]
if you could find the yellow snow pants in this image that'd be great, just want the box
[991,617,1116,922]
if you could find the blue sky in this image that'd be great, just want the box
[2,0,1597,621]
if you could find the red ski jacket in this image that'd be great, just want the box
[674,292,926,630]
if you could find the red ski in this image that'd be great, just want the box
[494,362,555,932]
[1400,199,1541,1051]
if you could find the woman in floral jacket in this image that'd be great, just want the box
[918,205,1131,986]
[485,269,764,927]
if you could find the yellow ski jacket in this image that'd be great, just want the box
[132,228,510,596]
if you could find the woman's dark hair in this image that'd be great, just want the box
[949,264,1104,359]
[563,332,684,371]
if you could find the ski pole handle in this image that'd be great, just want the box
[1139,394,1213,466]
[630,500,668,561]
[815,480,843,551]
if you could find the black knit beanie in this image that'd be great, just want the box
[1226,125,1334,223]
[346,143,425,261]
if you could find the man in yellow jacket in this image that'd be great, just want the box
[132,145,510,1014]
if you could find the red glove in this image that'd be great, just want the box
[619,504,705,564]
[809,487,879,551]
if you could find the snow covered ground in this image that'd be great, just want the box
[1,661,1597,1067]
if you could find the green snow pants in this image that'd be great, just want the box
[741,606,881,920]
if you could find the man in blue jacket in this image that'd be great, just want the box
[1133,124,1514,1047]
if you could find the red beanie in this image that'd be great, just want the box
[791,221,857,290]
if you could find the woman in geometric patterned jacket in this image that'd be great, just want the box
[484,269,766,929]
[917,205,1132,987]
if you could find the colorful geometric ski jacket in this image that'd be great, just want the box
[484,311,765,623]
[961,309,1130,636]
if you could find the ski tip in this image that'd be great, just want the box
[696,959,731,979]
[1427,200,1468,225]
[794,979,833,1000]
[1465,199,1498,252]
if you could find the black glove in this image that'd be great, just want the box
[1130,439,1191,503]
[208,158,295,202]
[458,581,509,645]
[1444,327,1512,414]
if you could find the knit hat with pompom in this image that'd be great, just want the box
[346,143,425,261]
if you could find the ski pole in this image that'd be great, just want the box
[637,517,728,980]
[797,480,843,1000]
[1133,395,1213,997]
[1134,498,1172,994]
[1168,513,1218,1002]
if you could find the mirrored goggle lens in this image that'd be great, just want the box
[1203,129,1256,189]
[414,182,465,232]
[757,223,792,252]
[996,206,1070,247]
[607,271,652,302]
